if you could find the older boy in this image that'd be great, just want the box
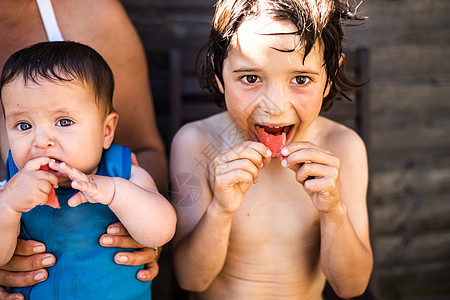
[170,0,372,299]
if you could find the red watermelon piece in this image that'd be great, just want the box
[258,128,286,158]
[39,165,61,209]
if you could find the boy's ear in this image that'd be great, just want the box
[339,52,345,68]
[102,112,119,149]
[215,75,225,94]
[323,52,345,98]
[323,79,332,98]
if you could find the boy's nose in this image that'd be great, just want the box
[259,89,291,116]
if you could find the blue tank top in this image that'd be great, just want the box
[7,145,152,299]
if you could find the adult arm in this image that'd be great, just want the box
[56,0,168,193]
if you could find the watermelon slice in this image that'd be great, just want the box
[39,165,61,209]
[258,127,286,158]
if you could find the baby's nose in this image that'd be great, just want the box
[33,129,56,149]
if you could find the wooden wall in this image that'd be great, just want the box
[119,0,450,299]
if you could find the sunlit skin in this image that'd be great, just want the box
[222,17,328,146]
[3,79,108,187]
[171,13,372,299]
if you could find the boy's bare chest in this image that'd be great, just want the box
[229,161,320,246]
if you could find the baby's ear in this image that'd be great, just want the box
[102,112,119,149]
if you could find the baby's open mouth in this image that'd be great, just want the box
[255,125,293,157]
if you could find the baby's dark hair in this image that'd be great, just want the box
[199,0,364,111]
[0,41,115,116]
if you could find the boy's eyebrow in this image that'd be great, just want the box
[232,68,321,75]
[292,69,321,76]
[232,68,262,73]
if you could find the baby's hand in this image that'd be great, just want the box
[49,161,115,207]
[211,141,271,215]
[3,157,58,213]
[280,142,341,213]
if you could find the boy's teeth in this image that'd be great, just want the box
[256,125,293,136]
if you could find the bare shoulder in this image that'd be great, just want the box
[56,0,135,45]
[315,116,367,161]
[171,112,231,154]
[57,0,126,23]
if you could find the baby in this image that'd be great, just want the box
[0,41,176,299]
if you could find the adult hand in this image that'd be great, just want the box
[99,222,161,281]
[0,223,161,300]
[0,239,55,300]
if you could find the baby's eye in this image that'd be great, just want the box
[57,119,73,127]
[243,75,259,84]
[293,76,310,85]
[16,122,32,131]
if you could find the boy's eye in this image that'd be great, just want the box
[57,119,73,127]
[243,75,259,84]
[293,76,310,85]
[16,122,32,131]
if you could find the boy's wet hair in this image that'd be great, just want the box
[199,0,365,111]
[0,41,115,116]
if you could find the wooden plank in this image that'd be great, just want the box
[369,44,450,85]
[373,193,450,234]
[371,157,450,198]
[345,0,450,47]
[370,84,450,127]
[376,262,450,300]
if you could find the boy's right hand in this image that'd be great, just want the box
[211,141,271,215]
[3,157,58,213]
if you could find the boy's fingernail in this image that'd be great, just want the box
[42,256,55,266]
[34,244,45,253]
[117,255,128,263]
[281,159,287,167]
[101,237,113,245]
[266,150,272,157]
[281,148,288,156]
[108,226,120,234]
[34,271,46,281]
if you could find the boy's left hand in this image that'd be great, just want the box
[48,161,115,207]
[280,141,341,213]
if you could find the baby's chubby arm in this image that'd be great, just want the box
[51,161,176,249]
[0,157,58,266]
[281,135,373,298]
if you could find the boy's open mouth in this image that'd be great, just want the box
[255,124,293,139]
[255,125,293,157]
